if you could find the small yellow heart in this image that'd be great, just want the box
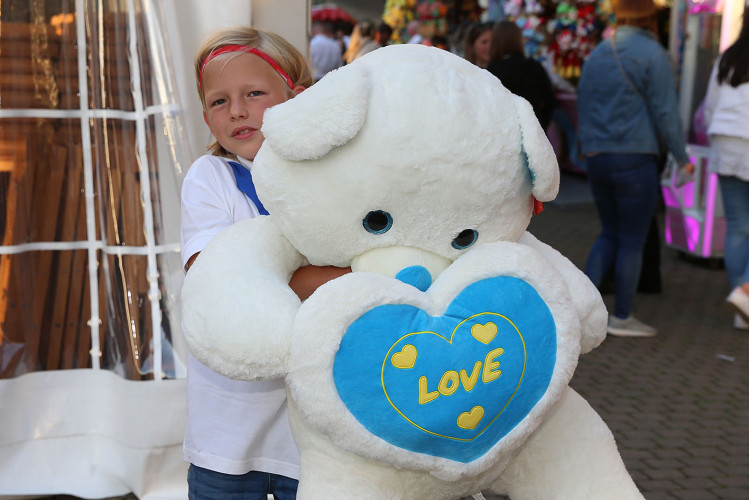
[471,322,498,344]
[457,406,485,430]
[391,344,417,369]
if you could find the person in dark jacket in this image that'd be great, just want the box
[486,20,555,130]
[577,0,693,337]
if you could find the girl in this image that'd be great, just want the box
[181,26,349,499]
[704,12,749,329]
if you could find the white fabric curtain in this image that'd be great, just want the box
[0,0,191,496]
[0,0,306,496]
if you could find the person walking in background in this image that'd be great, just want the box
[309,20,343,82]
[182,26,349,499]
[343,20,374,64]
[429,35,449,51]
[486,20,556,131]
[406,20,423,44]
[703,11,749,330]
[334,22,353,57]
[463,22,493,68]
[577,0,693,338]
[355,21,393,59]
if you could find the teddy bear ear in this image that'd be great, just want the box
[261,65,370,161]
[513,95,560,202]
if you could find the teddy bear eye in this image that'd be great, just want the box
[363,210,393,234]
[452,229,478,250]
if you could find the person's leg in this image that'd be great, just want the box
[720,174,749,322]
[610,155,660,319]
[584,155,619,288]
[719,175,749,290]
[187,465,270,500]
[269,473,300,500]
[637,215,662,293]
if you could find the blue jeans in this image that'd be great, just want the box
[584,153,660,319]
[187,465,298,500]
[718,175,749,290]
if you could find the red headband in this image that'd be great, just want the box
[199,44,294,91]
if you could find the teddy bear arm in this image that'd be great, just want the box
[492,387,644,499]
[519,232,607,353]
[181,217,307,380]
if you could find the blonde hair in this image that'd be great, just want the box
[195,26,313,157]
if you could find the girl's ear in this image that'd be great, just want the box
[292,85,306,95]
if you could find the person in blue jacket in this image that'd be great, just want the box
[577,0,693,338]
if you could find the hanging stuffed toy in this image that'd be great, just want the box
[182,44,645,500]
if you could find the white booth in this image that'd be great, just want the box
[0,1,306,498]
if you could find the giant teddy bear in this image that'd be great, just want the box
[181,44,644,499]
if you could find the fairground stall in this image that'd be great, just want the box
[0,1,306,498]
[660,0,745,260]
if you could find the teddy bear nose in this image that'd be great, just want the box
[351,246,452,290]
[395,265,433,291]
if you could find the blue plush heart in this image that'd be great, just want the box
[333,276,556,463]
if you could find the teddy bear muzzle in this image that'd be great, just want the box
[350,246,452,291]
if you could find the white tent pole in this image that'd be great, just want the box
[128,0,164,381]
[77,0,102,370]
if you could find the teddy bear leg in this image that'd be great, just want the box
[294,447,403,500]
[288,398,400,500]
[295,445,483,500]
[490,387,644,499]
[288,398,473,500]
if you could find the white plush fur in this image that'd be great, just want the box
[181,44,643,499]
[181,218,307,379]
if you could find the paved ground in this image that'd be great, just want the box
[46,172,749,499]
[475,172,749,499]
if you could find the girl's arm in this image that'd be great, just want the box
[181,157,237,271]
[645,50,691,168]
[187,256,350,299]
[289,265,352,301]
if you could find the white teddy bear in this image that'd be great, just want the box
[181,44,644,499]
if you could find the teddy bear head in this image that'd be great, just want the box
[254,44,559,279]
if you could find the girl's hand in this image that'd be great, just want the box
[289,265,352,301]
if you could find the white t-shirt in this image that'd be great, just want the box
[704,57,749,142]
[180,154,300,478]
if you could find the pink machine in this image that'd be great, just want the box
[661,145,726,259]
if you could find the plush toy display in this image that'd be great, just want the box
[181,44,644,499]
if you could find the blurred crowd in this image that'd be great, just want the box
[309,4,749,338]
[310,16,560,129]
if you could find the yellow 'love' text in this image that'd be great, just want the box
[418,347,504,404]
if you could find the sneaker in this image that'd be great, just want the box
[734,313,749,330]
[727,287,749,322]
[607,315,657,337]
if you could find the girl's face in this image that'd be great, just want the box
[202,51,302,161]
[473,30,492,68]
